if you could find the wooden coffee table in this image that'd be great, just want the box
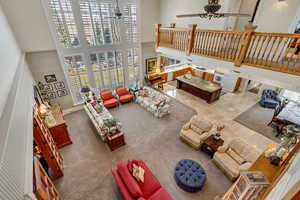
[201,135,224,158]
[107,132,126,151]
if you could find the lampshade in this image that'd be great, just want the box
[81,86,91,93]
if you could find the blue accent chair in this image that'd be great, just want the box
[259,89,280,109]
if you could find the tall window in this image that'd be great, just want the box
[45,0,141,104]
[48,0,79,48]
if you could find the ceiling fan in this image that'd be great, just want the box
[176,0,251,20]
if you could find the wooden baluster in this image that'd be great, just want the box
[200,31,205,55]
[205,32,210,56]
[251,35,262,64]
[284,37,294,71]
[255,35,267,65]
[155,24,162,48]
[260,36,272,66]
[271,37,283,67]
[234,25,257,66]
[264,36,275,66]
[170,23,176,48]
[214,33,221,57]
[211,32,217,56]
[276,38,289,69]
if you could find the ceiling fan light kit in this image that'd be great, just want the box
[176,0,251,20]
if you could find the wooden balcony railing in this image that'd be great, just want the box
[156,24,300,76]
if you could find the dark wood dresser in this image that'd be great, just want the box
[48,103,72,149]
[177,75,222,103]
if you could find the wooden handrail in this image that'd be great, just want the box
[156,24,300,76]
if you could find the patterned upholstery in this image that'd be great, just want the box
[259,89,280,109]
[174,159,206,192]
[135,86,171,118]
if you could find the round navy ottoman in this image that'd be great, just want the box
[174,159,206,193]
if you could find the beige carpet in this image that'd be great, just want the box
[234,103,280,143]
[54,100,232,200]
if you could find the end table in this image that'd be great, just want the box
[107,132,126,151]
[201,135,224,158]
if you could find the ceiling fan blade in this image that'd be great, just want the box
[176,13,207,18]
[221,13,251,17]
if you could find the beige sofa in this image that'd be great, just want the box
[180,115,215,150]
[213,138,260,181]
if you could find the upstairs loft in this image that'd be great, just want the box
[155,24,300,77]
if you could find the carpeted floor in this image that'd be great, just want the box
[234,103,280,143]
[54,100,232,200]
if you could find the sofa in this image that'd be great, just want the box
[84,99,122,141]
[259,89,280,109]
[116,86,134,103]
[212,138,260,181]
[111,160,173,200]
[180,115,215,150]
[135,86,171,118]
[100,90,119,108]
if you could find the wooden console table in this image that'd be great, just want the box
[176,75,222,103]
[48,103,72,149]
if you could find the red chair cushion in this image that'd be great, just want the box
[128,160,161,199]
[148,188,173,200]
[111,168,134,200]
[101,90,114,100]
[117,87,130,96]
[103,98,119,108]
[117,161,143,198]
[120,94,134,103]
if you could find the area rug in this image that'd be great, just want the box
[234,103,280,143]
[55,100,232,200]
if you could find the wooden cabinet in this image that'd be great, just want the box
[33,158,63,200]
[173,67,192,80]
[223,172,269,200]
[33,107,64,179]
[48,104,72,149]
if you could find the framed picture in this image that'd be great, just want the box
[47,92,56,100]
[44,74,57,83]
[54,81,65,90]
[146,57,157,74]
[44,84,53,91]
[57,89,68,97]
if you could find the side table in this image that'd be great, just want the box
[201,135,224,158]
[107,132,126,151]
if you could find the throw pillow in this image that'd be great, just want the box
[117,162,143,198]
[132,164,145,183]
[227,148,246,165]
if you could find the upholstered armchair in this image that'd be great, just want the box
[116,86,134,103]
[259,89,280,109]
[100,90,119,108]
[180,115,215,150]
[212,138,260,181]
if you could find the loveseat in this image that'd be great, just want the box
[180,115,215,150]
[111,160,173,200]
[135,86,171,118]
[212,138,260,181]
[259,89,280,109]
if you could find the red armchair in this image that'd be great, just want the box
[111,160,173,200]
[116,86,134,103]
[100,90,119,108]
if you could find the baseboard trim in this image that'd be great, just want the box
[62,104,83,116]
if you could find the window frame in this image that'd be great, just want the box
[42,0,142,105]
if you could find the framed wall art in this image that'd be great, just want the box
[57,89,68,97]
[54,81,65,90]
[44,74,57,83]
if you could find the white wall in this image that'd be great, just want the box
[0,0,55,52]
[141,0,160,42]
[235,0,256,30]
[159,0,239,29]
[255,0,300,33]
[0,4,34,199]
[26,51,74,109]
[267,152,300,200]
